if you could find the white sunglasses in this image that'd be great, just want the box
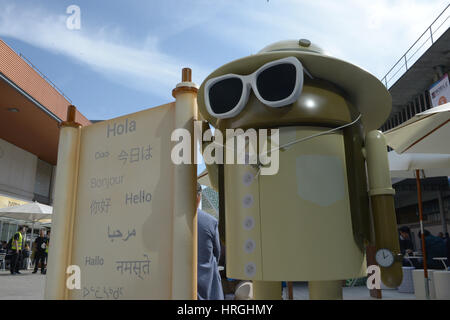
[204,57,306,119]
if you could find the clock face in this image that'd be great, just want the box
[375,249,394,268]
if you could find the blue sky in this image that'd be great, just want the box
[0,0,449,121]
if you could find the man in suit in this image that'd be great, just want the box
[197,183,224,300]
[9,225,27,275]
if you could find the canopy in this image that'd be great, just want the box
[389,152,450,179]
[0,201,52,247]
[387,150,450,299]
[385,103,450,154]
[0,201,52,222]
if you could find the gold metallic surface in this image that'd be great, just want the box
[214,80,353,131]
[309,281,343,300]
[365,130,402,287]
[343,122,371,250]
[172,86,198,98]
[253,281,282,300]
[198,51,391,132]
[224,127,365,281]
[370,195,403,288]
[200,40,394,299]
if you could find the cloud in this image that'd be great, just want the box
[0,3,208,97]
[0,0,447,98]
[198,0,449,78]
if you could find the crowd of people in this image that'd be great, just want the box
[399,226,450,270]
[0,226,50,275]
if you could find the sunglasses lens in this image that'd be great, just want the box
[209,77,243,115]
[256,63,297,102]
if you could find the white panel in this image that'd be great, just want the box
[296,155,346,207]
[34,159,53,197]
[0,138,37,200]
[50,165,56,204]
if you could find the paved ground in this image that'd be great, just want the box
[286,282,415,300]
[0,271,415,300]
[0,270,46,300]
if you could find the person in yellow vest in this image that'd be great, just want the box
[10,225,27,275]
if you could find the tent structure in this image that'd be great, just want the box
[389,152,450,179]
[385,103,450,299]
[385,102,450,154]
[0,201,52,247]
[388,151,450,299]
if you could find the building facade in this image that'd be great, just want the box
[379,7,450,250]
[0,39,91,242]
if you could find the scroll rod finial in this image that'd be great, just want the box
[182,68,192,82]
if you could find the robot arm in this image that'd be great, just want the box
[365,130,403,288]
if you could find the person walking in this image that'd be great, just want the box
[196,183,224,300]
[32,229,48,274]
[9,225,27,275]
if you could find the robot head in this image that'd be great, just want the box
[198,39,391,132]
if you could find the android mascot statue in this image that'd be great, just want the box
[197,39,403,299]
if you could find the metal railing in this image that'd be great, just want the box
[19,53,72,103]
[381,3,450,89]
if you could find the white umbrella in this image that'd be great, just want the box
[388,151,450,299]
[0,201,52,247]
[385,102,450,154]
[389,152,450,178]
